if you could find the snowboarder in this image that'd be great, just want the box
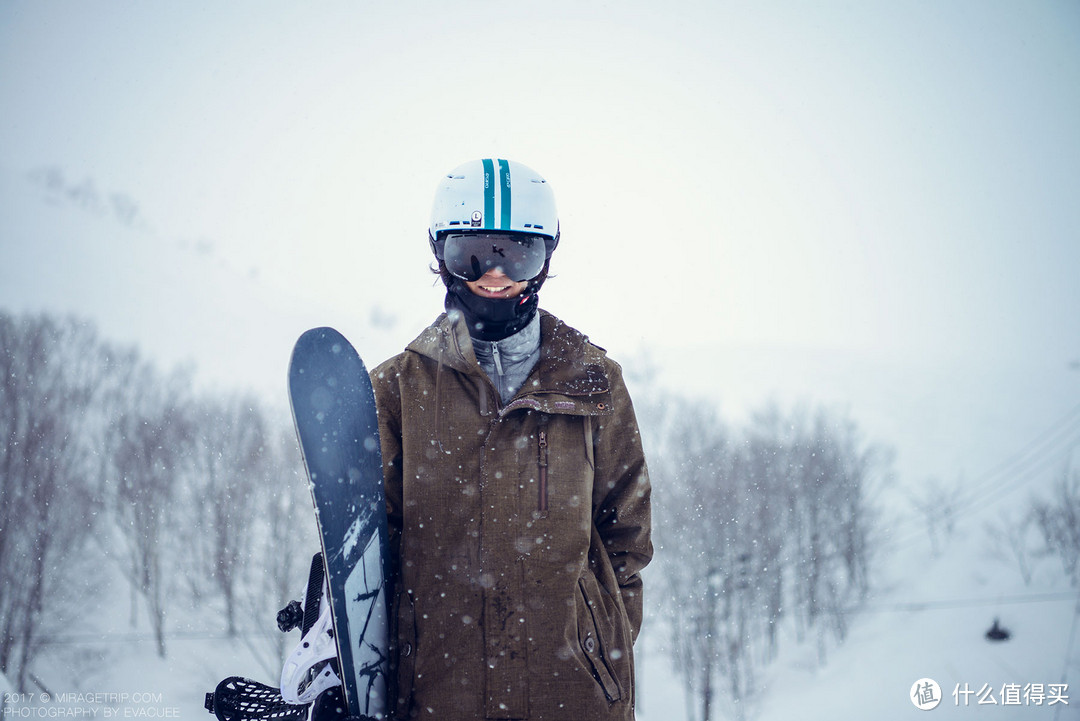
[370,158,653,720]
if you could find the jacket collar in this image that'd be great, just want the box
[472,312,541,369]
[406,309,612,404]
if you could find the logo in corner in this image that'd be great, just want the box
[911,678,942,710]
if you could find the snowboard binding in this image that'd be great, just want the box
[205,676,377,721]
[205,554,355,721]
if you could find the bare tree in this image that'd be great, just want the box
[651,398,745,721]
[648,395,887,719]
[984,510,1038,586]
[237,424,321,677]
[776,407,881,658]
[1032,466,1080,586]
[180,394,271,636]
[0,309,323,683]
[909,476,963,557]
[741,406,789,662]
[105,361,195,658]
[0,313,109,689]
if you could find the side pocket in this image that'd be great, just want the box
[577,579,623,703]
[391,588,417,717]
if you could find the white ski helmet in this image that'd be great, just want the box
[428,158,560,261]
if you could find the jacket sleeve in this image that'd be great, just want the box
[371,361,404,577]
[591,361,653,641]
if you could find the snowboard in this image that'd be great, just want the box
[284,327,391,720]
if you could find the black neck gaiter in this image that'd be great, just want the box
[445,279,540,342]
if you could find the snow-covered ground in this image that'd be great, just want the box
[754,518,1078,720]
[15,502,1076,721]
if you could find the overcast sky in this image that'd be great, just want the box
[2,1,1079,488]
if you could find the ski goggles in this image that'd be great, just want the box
[442,232,547,282]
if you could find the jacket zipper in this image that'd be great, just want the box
[537,428,549,513]
[486,342,507,409]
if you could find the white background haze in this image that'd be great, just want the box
[2,1,1080,719]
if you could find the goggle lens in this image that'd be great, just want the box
[442,233,546,282]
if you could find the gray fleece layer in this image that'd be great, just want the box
[469,312,541,405]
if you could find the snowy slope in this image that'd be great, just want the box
[757,519,1077,720]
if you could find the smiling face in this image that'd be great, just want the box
[464,268,529,299]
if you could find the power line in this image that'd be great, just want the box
[950,403,1080,511]
[846,590,1077,615]
[884,401,1080,549]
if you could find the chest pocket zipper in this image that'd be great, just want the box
[537,415,550,516]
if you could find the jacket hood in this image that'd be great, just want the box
[405,309,612,412]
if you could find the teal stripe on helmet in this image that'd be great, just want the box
[482,158,495,230]
[498,158,511,230]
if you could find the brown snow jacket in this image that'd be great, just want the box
[371,310,653,720]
